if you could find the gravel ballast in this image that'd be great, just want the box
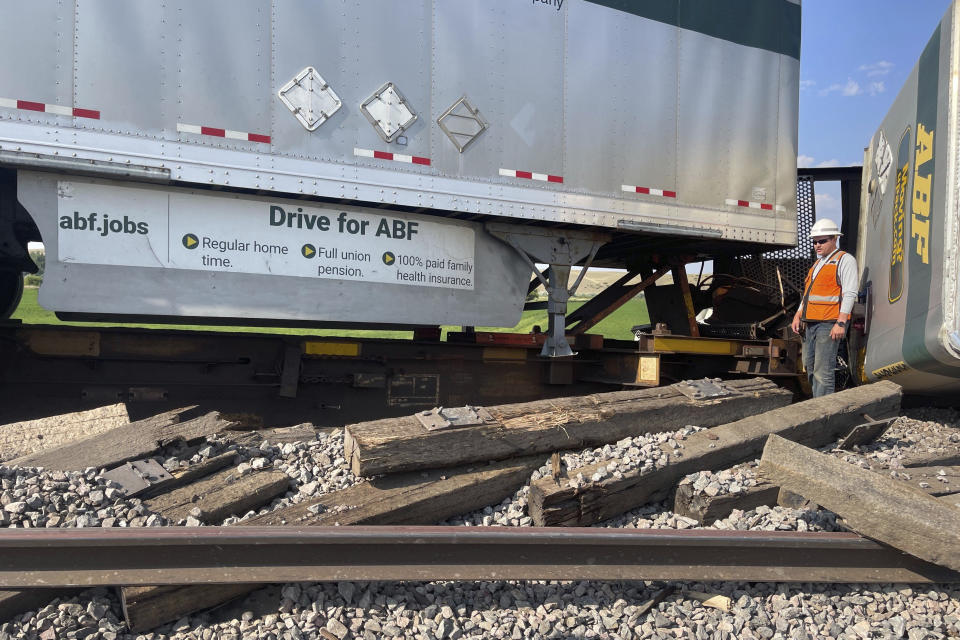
[4,580,958,640]
[0,410,957,638]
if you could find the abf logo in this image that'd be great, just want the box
[911,123,933,264]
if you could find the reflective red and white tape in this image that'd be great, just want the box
[725,198,786,212]
[0,97,99,120]
[354,147,430,166]
[177,123,270,144]
[622,184,677,198]
[499,168,563,183]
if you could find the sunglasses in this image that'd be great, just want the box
[812,238,832,246]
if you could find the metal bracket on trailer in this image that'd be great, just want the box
[486,223,610,358]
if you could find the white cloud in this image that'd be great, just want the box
[815,159,842,168]
[859,61,893,77]
[817,63,891,99]
[815,192,842,219]
[819,79,862,97]
[798,156,857,169]
[841,79,862,96]
[799,79,816,91]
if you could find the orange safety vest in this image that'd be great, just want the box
[801,250,847,322]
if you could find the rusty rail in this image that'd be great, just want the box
[1,526,957,587]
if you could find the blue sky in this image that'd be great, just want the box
[799,0,952,218]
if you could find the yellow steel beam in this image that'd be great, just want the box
[651,335,739,355]
[304,341,360,357]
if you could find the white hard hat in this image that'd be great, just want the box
[809,218,842,238]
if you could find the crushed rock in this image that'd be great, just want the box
[1,411,958,638]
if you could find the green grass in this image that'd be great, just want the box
[12,287,649,340]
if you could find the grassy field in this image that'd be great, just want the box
[12,287,649,341]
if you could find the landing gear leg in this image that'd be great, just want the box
[487,224,610,358]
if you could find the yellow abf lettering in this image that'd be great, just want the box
[911,122,934,264]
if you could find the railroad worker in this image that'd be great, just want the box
[790,218,859,397]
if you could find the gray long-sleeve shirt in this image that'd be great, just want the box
[807,249,859,315]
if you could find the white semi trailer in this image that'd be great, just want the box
[4,1,960,396]
[0,0,801,358]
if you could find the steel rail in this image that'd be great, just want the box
[1,526,958,587]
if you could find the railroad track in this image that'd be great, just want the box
[1,526,957,587]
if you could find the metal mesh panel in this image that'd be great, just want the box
[731,176,816,296]
[771,176,816,262]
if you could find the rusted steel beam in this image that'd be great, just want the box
[672,264,701,338]
[0,526,956,587]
